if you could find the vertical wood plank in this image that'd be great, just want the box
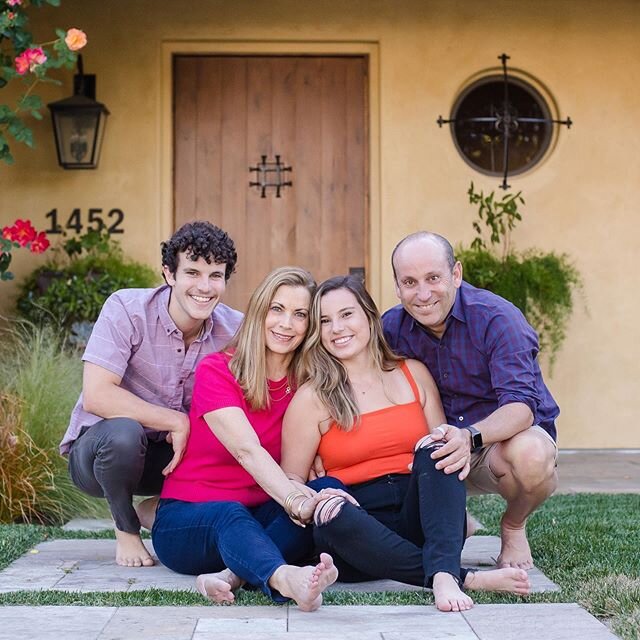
[244,57,273,302]
[270,57,297,267]
[220,57,248,310]
[174,56,198,228]
[320,57,348,280]
[294,57,323,277]
[345,57,367,280]
[195,57,222,220]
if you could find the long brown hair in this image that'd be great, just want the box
[229,266,316,410]
[302,275,402,430]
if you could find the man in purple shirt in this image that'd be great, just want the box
[383,231,559,570]
[61,222,243,568]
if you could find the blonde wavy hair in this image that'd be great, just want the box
[302,275,402,430]
[228,266,316,410]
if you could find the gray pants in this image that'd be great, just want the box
[68,418,173,533]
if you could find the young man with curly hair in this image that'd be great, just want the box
[61,222,243,567]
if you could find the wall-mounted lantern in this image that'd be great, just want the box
[48,55,109,169]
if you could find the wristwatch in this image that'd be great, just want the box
[461,425,483,451]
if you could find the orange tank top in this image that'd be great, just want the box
[317,361,429,485]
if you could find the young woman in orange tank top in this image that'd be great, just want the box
[281,276,531,612]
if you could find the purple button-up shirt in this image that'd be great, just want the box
[60,285,243,454]
[382,281,559,440]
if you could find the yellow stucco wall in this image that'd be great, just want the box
[1,0,638,448]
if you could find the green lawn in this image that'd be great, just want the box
[1,494,639,639]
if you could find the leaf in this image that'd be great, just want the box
[18,94,43,111]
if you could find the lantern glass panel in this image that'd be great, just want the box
[52,107,103,167]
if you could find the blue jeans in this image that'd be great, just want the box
[152,476,343,602]
[314,447,469,588]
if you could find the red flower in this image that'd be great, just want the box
[14,47,47,76]
[3,219,37,247]
[29,231,50,254]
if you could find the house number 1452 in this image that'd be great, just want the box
[44,208,125,234]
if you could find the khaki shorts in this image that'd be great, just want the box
[465,425,558,496]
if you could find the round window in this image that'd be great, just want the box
[450,75,553,177]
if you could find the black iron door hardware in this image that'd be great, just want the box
[249,155,292,198]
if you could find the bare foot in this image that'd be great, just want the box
[196,568,244,604]
[269,553,338,612]
[497,524,534,569]
[114,529,155,567]
[432,572,473,612]
[135,496,159,531]
[464,567,531,595]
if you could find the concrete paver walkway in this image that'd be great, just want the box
[0,604,618,640]
[0,536,559,594]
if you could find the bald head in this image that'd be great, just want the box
[391,232,455,282]
[391,231,462,338]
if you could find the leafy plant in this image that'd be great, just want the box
[1,0,88,163]
[0,321,106,523]
[15,228,159,331]
[460,182,583,368]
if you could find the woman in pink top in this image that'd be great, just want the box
[152,267,347,611]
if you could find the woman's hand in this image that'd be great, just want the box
[290,488,359,526]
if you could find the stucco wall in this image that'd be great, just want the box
[1,0,638,447]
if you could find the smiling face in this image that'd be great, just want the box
[264,285,311,356]
[393,237,462,339]
[319,288,371,363]
[163,252,226,331]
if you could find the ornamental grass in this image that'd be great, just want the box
[0,320,105,524]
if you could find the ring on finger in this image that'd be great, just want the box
[436,425,447,436]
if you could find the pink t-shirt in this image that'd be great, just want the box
[160,352,293,506]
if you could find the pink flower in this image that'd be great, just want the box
[6,0,22,6]
[14,47,47,75]
[29,232,50,254]
[64,28,87,51]
[3,219,37,247]
[6,11,16,20]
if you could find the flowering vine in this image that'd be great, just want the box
[1,218,50,280]
[0,0,87,164]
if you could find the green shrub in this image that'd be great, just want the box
[458,247,581,364]
[15,229,159,330]
[0,321,106,524]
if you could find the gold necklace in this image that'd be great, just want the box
[350,374,379,395]
[269,377,291,401]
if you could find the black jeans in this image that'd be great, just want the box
[68,418,172,533]
[313,447,468,588]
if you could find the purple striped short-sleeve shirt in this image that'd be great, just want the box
[60,286,243,454]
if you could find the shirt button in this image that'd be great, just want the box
[177,348,182,353]
[443,373,449,379]
[178,380,184,385]
[458,416,464,422]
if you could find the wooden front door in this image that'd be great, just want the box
[174,55,368,311]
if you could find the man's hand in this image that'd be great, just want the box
[162,411,190,476]
[423,424,472,481]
